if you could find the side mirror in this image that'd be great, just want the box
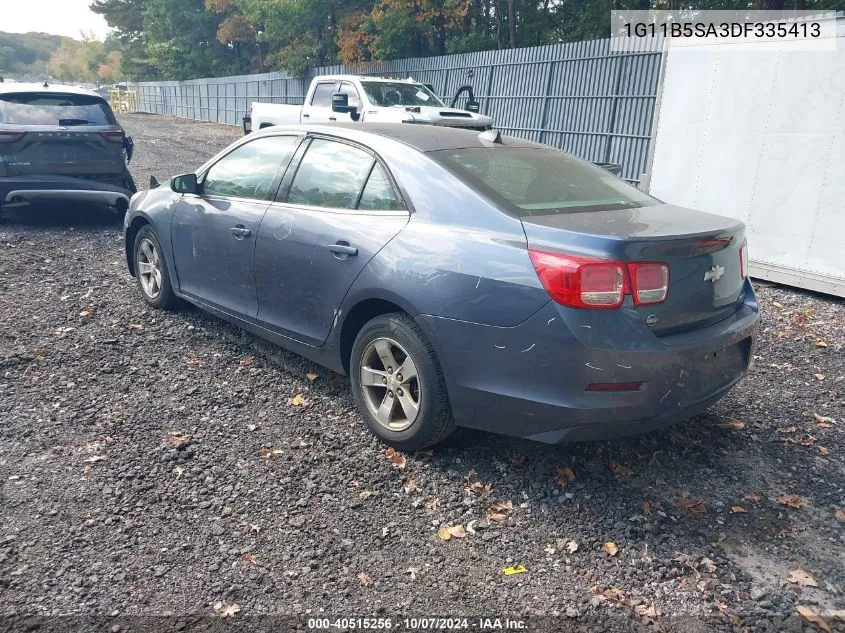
[332,92,357,115]
[466,100,480,114]
[171,173,197,194]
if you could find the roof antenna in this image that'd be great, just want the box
[43,80,49,88]
[478,129,502,144]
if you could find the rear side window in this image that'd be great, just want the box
[0,93,117,126]
[287,139,373,209]
[436,148,657,216]
[358,163,403,211]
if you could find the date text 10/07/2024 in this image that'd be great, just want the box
[307,618,528,630]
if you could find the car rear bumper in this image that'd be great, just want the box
[416,279,760,443]
[0,175,134,209]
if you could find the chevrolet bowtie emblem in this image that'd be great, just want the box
[704,265,725,283]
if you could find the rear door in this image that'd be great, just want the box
[254,136,409,346]
[0,92,124,181]
[301,81,338,123]
[171,134,302,317]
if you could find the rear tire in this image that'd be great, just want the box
[133,225,180,310]
[350,312,455,451]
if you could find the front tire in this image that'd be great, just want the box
[350,313,455,451]
[133,226,179,310]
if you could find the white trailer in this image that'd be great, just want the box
[646,17,845,297]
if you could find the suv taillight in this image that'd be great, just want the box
[628,262,669,306]
[0,131,24,143]
[100,131,124,143]
[528,250,626,309]
[739,239,748,279]
[529,250,670,310]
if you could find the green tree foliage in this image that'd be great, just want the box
[0,32,64,79]
[90,0,845,79]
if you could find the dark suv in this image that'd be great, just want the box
[0,83,136,219]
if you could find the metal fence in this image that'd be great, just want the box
[131,37,662,184]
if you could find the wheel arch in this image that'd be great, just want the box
[124,214,152,276]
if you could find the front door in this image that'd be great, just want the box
[254,137,409,346]
[171,134,301,317]
[301,81,338,123]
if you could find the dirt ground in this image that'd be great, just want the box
[0,114,843,632]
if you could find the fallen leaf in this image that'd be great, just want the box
[358,490,374,500]
[357,572,372,587]
[556,466,576,486]
[168,431,188,447]
[437,526,452,541]
[288,393,308,407]
[213,601,241,618]
[819,447,830,455]
[777,426,798,434]
[778,495,806,509]
[545,543,556,555]
[792,434,815,447]
[446,524,466,538]
[485,500,513,523]
[797,606,832,633]
[609,461,633,477]
[643,500,652,515]
[238,356,254,371]
[814,413,836,426]
[814,373,826,381]
[834,507,845,521]
[592,586,629,604]
[260,447,283,459]
[603,541,619,556]
[772,301,784,309]
[384,447,407,469]
[815,340,828,348]
[634,603,658,620]
[503,564,527,576]
[423,498,440,510]
[306,372,318,381]
[730,506,747,514]
[744,492,762,503]
[680,497,707,515]
[328,376,342,390]
[402,479,417,494]
[465,480,493,497]
[566,540,579,553]
[185,355,202,367]
[718,418,745,431]
[789,569,819,587]
[243,554,258,566]
[79,310,92,317]
[83,455,106,463]
[463,468,477,482]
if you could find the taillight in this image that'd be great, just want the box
[628,262,669,306]
[529,249,671,310]
[100,131,124,143]
[739,239,748,279]
[528,250,626,309]
[0,131,24,143]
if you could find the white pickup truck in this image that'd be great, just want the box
[245,75,493,133]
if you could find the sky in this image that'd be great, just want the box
[2,0,110,40]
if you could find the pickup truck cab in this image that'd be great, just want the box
[248,75,493,133]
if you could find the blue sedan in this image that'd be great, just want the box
[124,124,759,450]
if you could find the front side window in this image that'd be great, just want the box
[360,81,445,108]
[310,83,337,108]
[0,93,116,125]
[203,135,300,200]
[287,139,373,209]
[358,163,403,211]
[435,148,657,216]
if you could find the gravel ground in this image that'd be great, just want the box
[1,114,844,632]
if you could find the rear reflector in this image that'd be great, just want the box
[100,131,124,143]
[739,239,748,279]
[0,131,24,143]
[628,262,669,306]
[528,250,626,309]
[586,382,643,392]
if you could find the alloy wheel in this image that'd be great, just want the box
[137,237,162,299]
[359,337,421,432]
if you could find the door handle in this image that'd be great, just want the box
[231,226,251,239]
[328,243,358,256]
[302,113,310,118]
[329,116,337,122]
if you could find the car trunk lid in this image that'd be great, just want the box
[521,204,747,334]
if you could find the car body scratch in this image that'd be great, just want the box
[521,343,536,353]
[585,362,604,371]
[659,390,671,404]
[547,317,556,326]
[617,363,632,369]
[494,344,506,349]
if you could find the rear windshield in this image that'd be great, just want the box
[0,93,116,126]
[435,147,657,216]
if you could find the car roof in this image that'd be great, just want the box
[0,83,103,98]
[312,76,428,84]
[257,122,547,153]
